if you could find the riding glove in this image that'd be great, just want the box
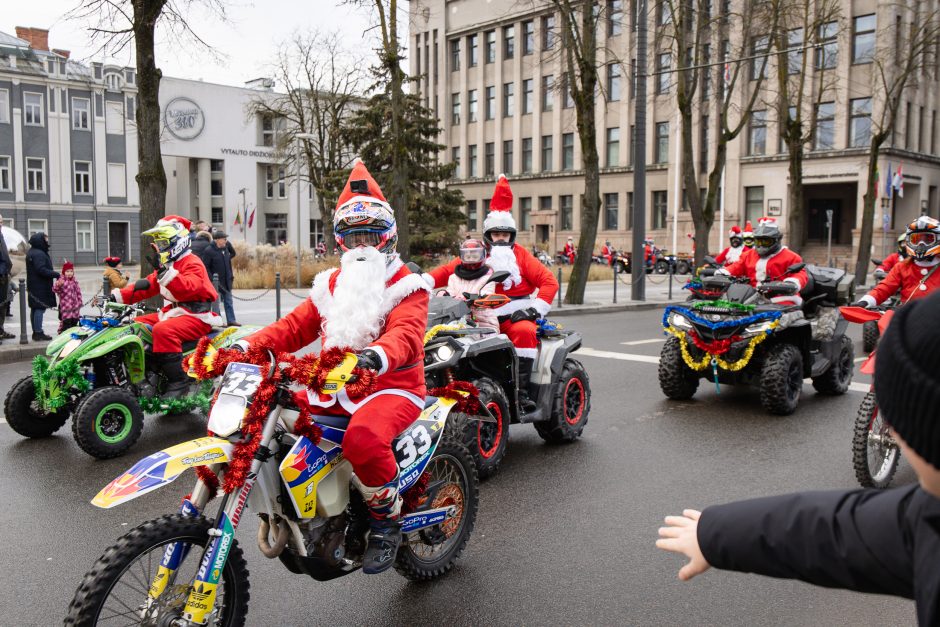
[133,278,151,292]
[850,300,871,309]
[510,307,541,323]
[356,349,382,372]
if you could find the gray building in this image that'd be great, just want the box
[0,26,140,266]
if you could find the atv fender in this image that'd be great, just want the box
[463,335,518,422]
[78,334,147,383]
[775,321,813,377]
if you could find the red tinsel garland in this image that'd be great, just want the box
[293,407,324,445]
[428,380,482,415]
[687,330,742,356]
[194,466,220,497]
[401,471,431,513]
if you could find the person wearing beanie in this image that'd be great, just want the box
[714,225,744,265]
[656,290,940,625]
[102,256,130,291]
[53,260,83,333]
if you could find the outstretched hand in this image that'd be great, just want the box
[655,509,711,581]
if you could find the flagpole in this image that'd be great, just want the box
[719,163,726,253]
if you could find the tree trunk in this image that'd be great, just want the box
[567,111,600,304]
[385,0,410,259]
[785,138,804,252]
[854,138,885,286]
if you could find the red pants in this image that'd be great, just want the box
[137,313,212,353]
[296,392,420,486]
[500,319,538,360]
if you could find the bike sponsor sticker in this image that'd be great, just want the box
[279,437,344,519]
[185,513,234,623]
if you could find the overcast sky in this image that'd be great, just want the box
[5,1,385,89]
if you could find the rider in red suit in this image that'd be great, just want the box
[426,174,558,410]
[238,160,429,574]
[601,240,615,266]
[856,217,940,307]
[718,217,808,305]
[714,225,745,265]
[563,236,576,264]
[876,233,908,275]
[113,215,221,397]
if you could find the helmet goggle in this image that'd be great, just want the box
[743,236,755,246]
[459,243,487,265]
[908,231,938,247]
[754,236,777,248]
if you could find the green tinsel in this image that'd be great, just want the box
[138,381,213,415]
[691,300,755,313]
[32,355,91,412]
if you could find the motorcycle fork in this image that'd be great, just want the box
[181,405,283,626]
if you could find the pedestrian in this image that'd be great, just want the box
[656,290,940,626]
[0,213,14,341]
[102,256,130,291]
[202,229,239,326]
[190,220,213,266]
[25,232,58,341]
[53,261,83,333]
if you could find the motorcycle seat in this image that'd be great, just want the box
[180,329,222,353]
[312,397,437,431]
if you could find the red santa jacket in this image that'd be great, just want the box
[427,245,559,318]
[863,259,940,307]
[244,260,429,413]
[714,244,744,265]
[877,252,901,274]
[115,251,221,325]
[720,247,809,304]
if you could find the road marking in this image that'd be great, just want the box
[620,338,665,346]
[854,357,867,363]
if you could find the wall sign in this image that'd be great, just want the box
[768,199,782,216]
[164,97,205,140]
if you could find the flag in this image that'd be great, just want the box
[723,62,731,83]
[892,163,904,198]
[233,209,242,232]
[248,208,256,228]
[884,162,893,199]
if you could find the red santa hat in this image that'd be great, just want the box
[482,174,517,233]
[728,225,742,238]
[62,260,74,273]
[758,217,777,228]
[743,221,754,237]
[159,214,192,231]
[335,158,391,213]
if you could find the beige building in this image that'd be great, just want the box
[409,0,940,266]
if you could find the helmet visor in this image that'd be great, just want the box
[339,228,383,249]
[743,237,755,246]
[754,237,776,248]
[459,246,486,265]
[908,231,938,247]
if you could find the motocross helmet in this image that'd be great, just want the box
[903,216,940,262]
[333,160,398,257]
[752,217,783,258]
[483,174,517,247]
[459,239,488,270]
[143,215,192,265]
[728,225,743,248]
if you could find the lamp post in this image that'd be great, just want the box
[295,133,316,288]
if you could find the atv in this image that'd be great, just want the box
[422,272,590,479]
[4,300,257,459]
[658,263,854,415]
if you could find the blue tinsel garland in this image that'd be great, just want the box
[536,318,562,337]
[662,305,782,332]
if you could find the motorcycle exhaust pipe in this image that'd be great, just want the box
[257,515,290,558]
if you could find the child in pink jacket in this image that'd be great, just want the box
[444,239,499,332]
[53,260,83,333]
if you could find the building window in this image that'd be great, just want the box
[605,127,620,167]
[485,86,495,120]
[604,193,619,230]
[485,142,495,176]
[745,186,764,223]
[542,15,556,50]
[853,14,876,64]
[76,220,95,252]
[28,219,47,236]
[24,92,43,126]
[210,159,223,172]
[539,196,553,217]
[656,53,671,94]
[607,63,621,101]
[522,79,534,114]
[485,30,496,63]
[658,2,672,25]
[522,138,533,173]
[701,45,712,100]
[503,26,515,59]
[469,144,478,177]
[700,115,709,172]
[265,213,288,246]
[71,98,90,130]
[309,219,324,248]
[748,110,767,155]
[627,192,634,229]
[522,20,535,54]
[451,146,460,178]
[562,133,575,170]
[210,179,223,196]
[261,114,285,147]
[814,102,836,150]
[73,161,92,195]
[503,82,514,117]
[467,200,478,231]
[541,135,553,171]
[265,166,275,199]
[849,98,872,148]
[542,75,554,111]
[468,89,478,123]
[751,35,770,80]
[608,0,623,36]
[787,28,804,74]
[655,122,669,164]
[107,163,126,197]
[628,125,635,166]
[450,39,460,71]
[26,158,44,192]
[106,100,124,134]
[277,166,287,198]
[451,93,460,125]
[652,191,668,229]
[503,140,514,175]
[520,196,532,230]
[560,195,573,230]
[816,21,838,69]
[468,34,478,67]
[0,156,10,191]
[562,73,574,108]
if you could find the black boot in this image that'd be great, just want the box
[517,357,537,413]
[362,519,403,574]
[156,352,191,399]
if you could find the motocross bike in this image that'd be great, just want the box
[66,348,479,626]
[659,263,854,415]
[841,305,900,489]
[4,300,257,459]
[860,258,900,353]
[424,271,590,479]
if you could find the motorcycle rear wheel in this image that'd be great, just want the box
[4,375,70,438]
[852,391,899,489]
[65,514,250,627]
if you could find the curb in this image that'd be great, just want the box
[549,301,683,317]
[0,344,46,365]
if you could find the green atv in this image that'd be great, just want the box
[3,301,257,459]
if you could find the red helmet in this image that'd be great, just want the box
[459,239,488,270]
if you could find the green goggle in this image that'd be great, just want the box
[754,237,776,248]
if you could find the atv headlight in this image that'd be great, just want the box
[57,337,83,359]
[668,312,693,331]
[435,345,455,362]
[742,320,774,337]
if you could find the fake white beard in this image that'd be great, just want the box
[322,246,387,350]
[485,245,522,289]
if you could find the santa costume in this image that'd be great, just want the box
[719,217,808,306]
[860,216,940,307]
[714,225,745,265]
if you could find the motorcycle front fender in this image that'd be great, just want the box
[91,436,233,509]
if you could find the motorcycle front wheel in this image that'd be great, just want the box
[852,391,900,489]
[65,514,250,627]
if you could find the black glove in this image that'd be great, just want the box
[108,294,117,302]
[850,300,871,309]
[133,278,151,292]
[356,349,382,371]
[510,307,540,323]
[157,264,169,280]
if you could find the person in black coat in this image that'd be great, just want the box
[0,213,14,341]
[657,290,940,625]
[25,231,59,341]
[190,221,213,265]
[201,230,238,326]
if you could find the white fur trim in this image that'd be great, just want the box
[157,264,180,287]
[368,345,390,375]
[516,347,538,359]
[531,299,551,316]
[725,246,743,263]
[783,277,802,288]
[716,268,730,276]
[755,257,769,283]
[112,289,125,304]
[483,210,517,232]
[385,256,404,279]
[860,294,877,308]
[493,297,542,317]
[306,387,424,413]
[769,295,803,306]
[421,272,435,288]
[158,305,223,326]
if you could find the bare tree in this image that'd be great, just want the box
[247,32,365,213]
[854,2,940,284]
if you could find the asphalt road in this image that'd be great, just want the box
[0,309,916,626]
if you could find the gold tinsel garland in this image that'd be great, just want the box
[664,319,780,372]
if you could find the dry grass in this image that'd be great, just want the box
[555,263,619,282]
[230,241,338,289]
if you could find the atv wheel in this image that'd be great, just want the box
[65,514,250,626]
[658,337,700,400]
[72,386,144,459]
[654,260,669,274]
[535,359,591,443]
[4,375,71,438]
[676,260,691,275]
[461,378,510,480]
[812,335,854,395]
[852,391,899,489]
[862,320,880,354]
[759,344,803,415]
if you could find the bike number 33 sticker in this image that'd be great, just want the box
[395,425,433,469]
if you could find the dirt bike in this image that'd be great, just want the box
[659,263,854,415]
[66,347,479,626]
[424,271,590,479]
[841,305,900,489]
[4,300,257,459]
